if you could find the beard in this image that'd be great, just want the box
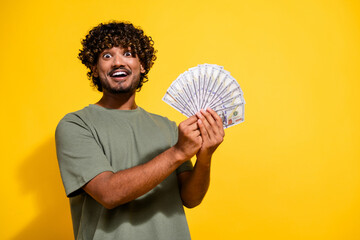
[100,73,141,94]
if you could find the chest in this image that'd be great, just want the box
[89,113,174,171]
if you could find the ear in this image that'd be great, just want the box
[92,66,99,77]
[140,64,145,74]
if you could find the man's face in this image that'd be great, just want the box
[93,46,145,94]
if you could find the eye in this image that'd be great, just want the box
[124,51,132,57]
[103,53,112,59]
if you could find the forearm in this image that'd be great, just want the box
[178,108,224,208]
[179,155,212,208]
[83,146,186,209]
[83,115,202,209]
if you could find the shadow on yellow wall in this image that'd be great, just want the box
[14,138,73,239]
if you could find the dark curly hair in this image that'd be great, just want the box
[78,21,157,92]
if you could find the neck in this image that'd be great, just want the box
[96,90,137,110]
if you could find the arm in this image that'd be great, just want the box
[178,108,225,208]
[83,115,202,209]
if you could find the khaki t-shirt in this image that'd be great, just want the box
[55,105,193,240]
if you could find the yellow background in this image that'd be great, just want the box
[1,0,359,239]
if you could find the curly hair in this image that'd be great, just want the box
[78,21,157,92]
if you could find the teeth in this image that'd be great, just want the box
[112,71,127,77]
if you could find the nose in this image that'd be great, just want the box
[112,54,125,67]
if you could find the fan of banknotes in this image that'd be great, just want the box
[163,64,245,128]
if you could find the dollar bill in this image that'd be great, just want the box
[163,64,245,128]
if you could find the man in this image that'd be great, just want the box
[55,21,224,240]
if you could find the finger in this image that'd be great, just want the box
[200,109,217,127]
[189,129,201,141]
[194,129,201,137]
[199,109,218,137]
[196,111,212,132]
[188,121,199,131]
[182,115,198,125]
[197,119,210,141]
[189,129,201,137]
[179,115,198,131]
[206,108,225,136]
[197,111,216,138]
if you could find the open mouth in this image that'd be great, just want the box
[109,69,131,78]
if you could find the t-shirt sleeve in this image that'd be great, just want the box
[169,120,194,174]
[55,114,114,197]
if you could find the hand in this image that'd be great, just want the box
[196,108,225,161]
[173,115,202,161]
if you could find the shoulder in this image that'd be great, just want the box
[56,107,86,125]
[57,104,107,125]
[55,106,96,136]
